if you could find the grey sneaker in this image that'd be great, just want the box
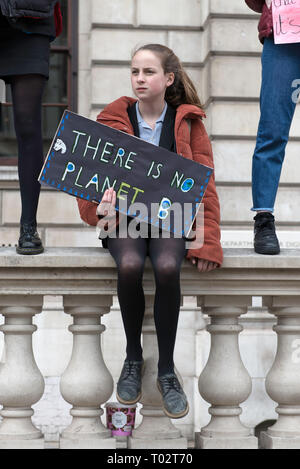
[157,372,189,419]
[116,359,144,405]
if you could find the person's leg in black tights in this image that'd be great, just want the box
[10,74,46,225]
[108,233,186,375]
[107,236,148,362]
[148,237,186,377]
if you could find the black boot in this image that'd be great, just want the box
[16,222,44,255]
[253,212,280,255]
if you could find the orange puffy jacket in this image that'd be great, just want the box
[77,96,223,266]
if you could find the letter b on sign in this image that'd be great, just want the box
[158,197,171,219]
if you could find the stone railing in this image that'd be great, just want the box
[0,247,300,449]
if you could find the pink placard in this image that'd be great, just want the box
[272,0,300,44]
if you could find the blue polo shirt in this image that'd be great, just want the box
[136,101,167,146]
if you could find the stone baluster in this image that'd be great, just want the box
[195,295,257,449]
[0,296,45,449]
[59,295,116,449]
[260,296,300,449]
[129,295,187,449]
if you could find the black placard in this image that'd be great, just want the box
[39,110,213,236]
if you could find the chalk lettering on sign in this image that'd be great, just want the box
[117,182,131,200]
[147,161,163,179]
[131,187,145,204]
[158,197,172,220]
[99,141,113,162]
[101,176,117,194]
[39,111,213,237]
[113,148,125,167]
[86,173,99,192]
[84,136,102,159]
[124,152,136,170]
[75,167,84,188]
[170,171,185,188]
[62,162,75,181]
[72,130,86,153]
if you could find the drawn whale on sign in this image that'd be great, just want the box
[54,138,67,154]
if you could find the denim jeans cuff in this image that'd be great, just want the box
[251,207,274,212]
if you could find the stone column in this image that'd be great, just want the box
[195,296,257,449]
[260,296,300,449]
[0,296,45,449]
[59,295,116,449]
[129,295,187,449]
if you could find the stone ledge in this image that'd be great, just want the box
[0,247,300,269]
[1,248,300,297]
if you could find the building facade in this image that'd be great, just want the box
[0,0,300,445]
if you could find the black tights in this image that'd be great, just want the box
[107,236,186,376]
[10,74,46,224]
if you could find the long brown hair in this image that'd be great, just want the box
[132,44,202,109]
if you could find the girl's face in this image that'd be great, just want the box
[131,50,174,103]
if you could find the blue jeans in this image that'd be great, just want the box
[252,38,300,212]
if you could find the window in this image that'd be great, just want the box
[0,0,78,165]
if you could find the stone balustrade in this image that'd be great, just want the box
[0,247,300,449]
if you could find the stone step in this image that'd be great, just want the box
[213,139,300,184]
[2,182,300,227]
[2,190,82,225]
[137,0,203,28]
[211,18,262,53]
[91,29,167,62]
[210,0,256,15]
[203,0,259,25]
[90,65,203,107]
[91,0,135,26]
[209,55,261,99]
[221,229,300,250]
[206,101,300,138]
[218,185,300,223]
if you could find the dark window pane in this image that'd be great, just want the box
[0,104,67,159]
[0,0,77,165]
[52,0,68,47]
[42,106,67,148]
[0,105,16,158]
[44,52,68,104]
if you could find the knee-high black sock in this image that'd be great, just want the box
[10,74,46,225]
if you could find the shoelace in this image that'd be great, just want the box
[159,375,181,395]
[254,217,275,235]
[122,361,142,379]
[21,224,36,234]
[20,224,37,241]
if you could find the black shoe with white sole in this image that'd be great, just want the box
[16,222,44,255]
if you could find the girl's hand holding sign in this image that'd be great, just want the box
[190,256,219,272]
[95,187,116,220]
